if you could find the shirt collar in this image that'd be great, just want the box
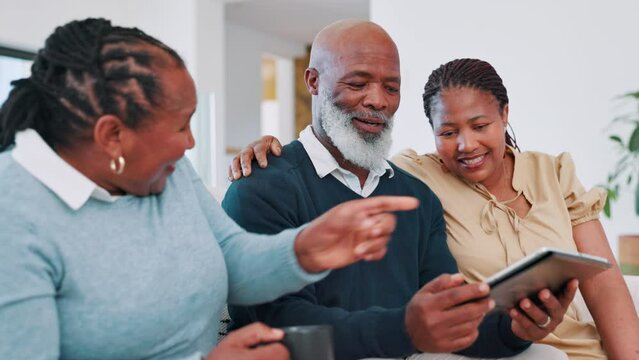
[11,129,117,210]
[297,125,394,179]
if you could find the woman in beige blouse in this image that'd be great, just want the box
[390,58,638,359]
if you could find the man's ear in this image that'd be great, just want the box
[93,114,126,159]
[305,67,319,95]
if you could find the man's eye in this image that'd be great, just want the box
[348,83,366,88]
[386,86,399,93]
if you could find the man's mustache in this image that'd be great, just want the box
[347,111,393,128]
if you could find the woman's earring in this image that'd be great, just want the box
[110,156,126,175]
[506,122,520,151]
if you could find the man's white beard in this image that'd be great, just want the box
[318,89,393,170]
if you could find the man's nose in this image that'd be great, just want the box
[361,85,389,111]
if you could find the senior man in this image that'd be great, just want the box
[222,19,573,360]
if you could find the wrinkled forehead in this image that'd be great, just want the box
[324,43,400,83]
[333,49,399,70]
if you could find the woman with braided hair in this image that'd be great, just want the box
[0,18,419,360]
[232,58,639,359]
[391,58,639,359]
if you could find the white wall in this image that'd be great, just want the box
[225,22,306,156]
[371,0,639,254]
[0,0,197,65]
[275,56,295,145]
[193,0,226,188]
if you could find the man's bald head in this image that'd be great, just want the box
[309,19,399,73]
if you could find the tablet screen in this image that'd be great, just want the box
[486,247,610,310]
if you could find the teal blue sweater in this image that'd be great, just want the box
[223,141,530,360]
[0,151,324,360]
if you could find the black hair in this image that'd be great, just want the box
[0,18,185,151]
[422,58,519,150]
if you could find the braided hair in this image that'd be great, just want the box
[422,58,519,150]
[0,18,184,151]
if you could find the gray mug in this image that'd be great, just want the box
[280,325,335,360]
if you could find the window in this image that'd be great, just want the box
[0,45,35,104]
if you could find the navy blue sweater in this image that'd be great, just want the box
[222,141,529,360]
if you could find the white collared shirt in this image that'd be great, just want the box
[298,126,394,198]
[11,129,118,210]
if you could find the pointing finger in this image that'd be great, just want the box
[347,196,420,215]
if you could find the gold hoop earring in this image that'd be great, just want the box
[109,156,126,175]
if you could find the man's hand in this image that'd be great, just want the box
[206,322,289,360]
[405,274,495,353]
[228,135,282,181]
[295,196,420,273]
[508,278,578,341]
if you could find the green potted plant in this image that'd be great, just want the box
[604,90,639,274]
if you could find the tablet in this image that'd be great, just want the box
[486,247,611,311]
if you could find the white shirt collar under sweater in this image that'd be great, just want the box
[297,125,394,198]
[11,129,118,210]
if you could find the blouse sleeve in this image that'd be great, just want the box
[555,152,607,226]
[390,149,421,176]
[390,148,434,185]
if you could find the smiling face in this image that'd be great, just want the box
[321,38,401,135]
[119,65,197,195]
[307,21,401,169]
[430,86,509,186]
[317,86,394,170]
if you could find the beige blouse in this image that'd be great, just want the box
[392,147,608,360]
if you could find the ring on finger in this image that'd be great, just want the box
[536,315,551,329]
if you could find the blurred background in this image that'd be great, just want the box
[1,0,637,262]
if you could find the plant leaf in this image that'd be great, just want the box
[604,185,617,217]
[609,186,618,201]
[610,135,623,146]
[609,154,632,183]
[623,90,639,100]
[629,126,639,152]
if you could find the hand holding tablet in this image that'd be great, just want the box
[487,247,611,311]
